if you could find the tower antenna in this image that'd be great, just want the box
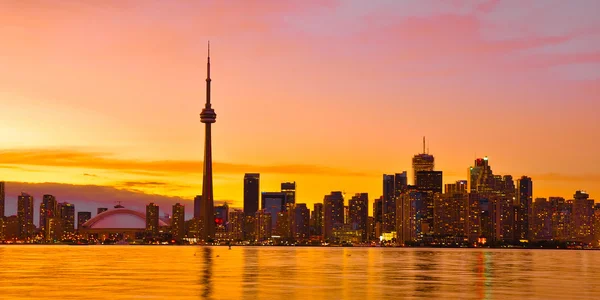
[422,136,426,154]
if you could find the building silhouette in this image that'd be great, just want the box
[40,194,57,238]
[59,202,76,236]
[17,193,34,240]
[281,182,296,208]
[171,203,185,240]
[262,192,286,229]
[199,43,217,241]
[349,193,368,242]
[572,191,594,243]
[416,171,443,193]
[77,211,92,231]
[516,176,533,241]
[412,137,435,184]
[323,191,344,241]
[291,203,310,241]
[382,174,395,233]
[228,209,244,241]
[244,173,260,217]
[312,203,324,238]
[0,181,4,218]
[146,203,159,235]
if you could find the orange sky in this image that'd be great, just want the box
[1,1,599,216]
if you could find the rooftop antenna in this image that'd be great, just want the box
[422,136,426,154]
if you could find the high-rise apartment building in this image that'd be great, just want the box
[244,173,260,217]
[228,209,245,241]
[416,171,443,193]
[59,202,76,235]
[17,193,34,240]
[349,193,368,242]
[291,203,310,241]
[444,180,468,194]
[516,176,533,241]
[312,203,324,237]
[532,198,552,241]
[40,194,57,237]
[323,191,344,241]
[171,203,185,240]
[434,191,468,238]
[255,210,272,242]
[262,192,286,229]
[572,191,594,243]
[382,175,396,233]
[146,203,159,235]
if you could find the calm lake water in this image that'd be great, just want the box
[0,246,599,299]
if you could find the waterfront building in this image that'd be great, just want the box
[146,203,159,236]
[244,173,260,217]
[171,203,185,240]
[349,193,368,242]
[323,191,344,241]
[17,193,34,240]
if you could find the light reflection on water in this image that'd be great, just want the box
[0,246,599,299]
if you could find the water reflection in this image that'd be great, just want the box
[413,251,440,297]
[200,247,213,299]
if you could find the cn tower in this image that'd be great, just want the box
[200,42,216,241]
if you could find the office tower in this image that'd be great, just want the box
[412,137,435,184]
[199,43,217,241]
[516,176,533,241]
[97,208,108,215]
[281,182,296,208]
[594,204,600,247]
[394,172,408,197]
[367,216,375,241]
[3,215,19,240]
[244,215,256,242]
[146,203,159,235]
[255,210,272,242]
[477,195,502,242]
[77,211,92,230]
[349,193,368,242]
[262,192,286,229]
[228,209,245,241]
[0,181,4,218]
[244,173,260,217]
[416,171,443,193]
[468,157,495,193]
[312,203,323,237]
[194,195,202,220]
[59,203,75,235]
[215,203,229,228]
[373,197,383,224]
[291,204,310,241]
[572,191,594,243]
[17,193,34,240]
[171,203,185,240]
[532,198,552,241]
[39,194,57,237]
[444,180,468,194]
[396,188,423,243]
[323,191,344,241]
[434,191,468,238]
[382,174,396,233]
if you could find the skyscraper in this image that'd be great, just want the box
[312,203,323,237]
[199,43,217,241]
[532,198,552,241]
[382,174,395,233]
[228,209,245,241]
[255,210,272,242]
[323,191,344,241]
[17,192,34,240]
[373,197,383,224]
[194,195,202,220]
[281,182,296,208]
[77,211,91,231]
[349,193,368,242]
[59,202,75,235]
[572,191,594,243]
[146,203,159,235]
[215,203,229,230]
[468,157,495,193]
[412,137,434,184]
[291,204,310,241]
[262,192,286,229]
[0,181,4,218]
[516,176,533,241]
[244,173,260,217]
[172,203,185,241]
[39,194,57,237]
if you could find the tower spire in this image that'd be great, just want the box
[423,136,426,154]
[206,41,211,106]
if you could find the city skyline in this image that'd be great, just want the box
[1,1,599,213]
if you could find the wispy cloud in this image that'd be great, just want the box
[0,148,370,177]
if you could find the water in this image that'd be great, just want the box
[0,246,599,299]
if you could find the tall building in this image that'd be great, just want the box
[77,212,92,231]
[572,191,594,243]
[416,171,443,193]
[291,204,310,241]
[323,191,344,241]
[146,203,159,235]
[39,194,57,237]
[549,197,570,240]
[243,173,260,217]
[349,193,368,242]
[194,195,202,220]
[17,193,34,240]
[532,198,552,241]
[172,203,185,240]
[0,181,4,218]
[97,208,108,215]
[262,192,286,229]
[468,157,495,193]
[275,210,290,239]
[516,176,533,241]
[312,203,324,237]
[434,191,469,238]
[382,174,396,233]
[412,137,435,184]
[228,209,245,241]
[59,202,75,235]
[215,203,229,229]
[255,210,272,242]
[444,180,468,194]
[281,182,296,208]
[394,172,408,197]
[373,197,383,224]
[199,43,217,241]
